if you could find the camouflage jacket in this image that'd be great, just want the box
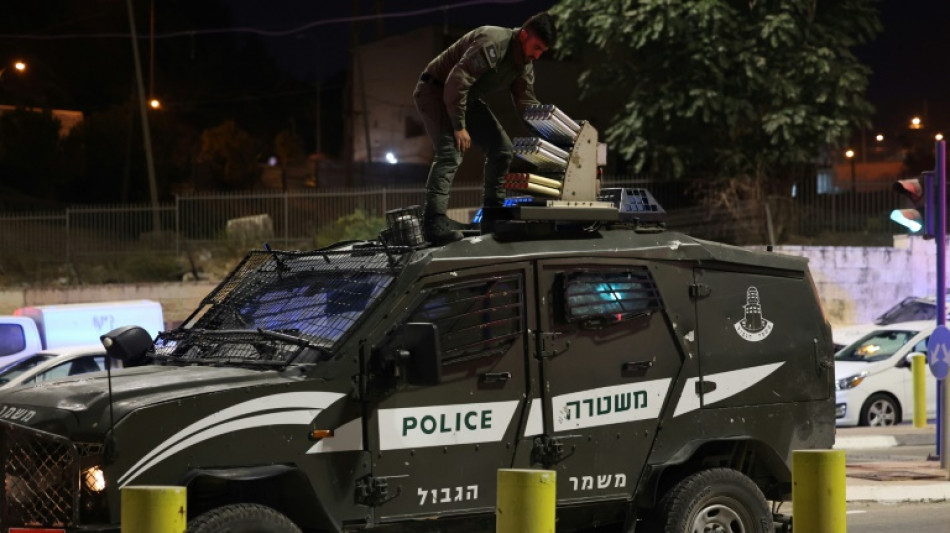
[421,26,540,131]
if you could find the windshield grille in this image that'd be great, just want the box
[0,421,79,528]
[161,248,409,362]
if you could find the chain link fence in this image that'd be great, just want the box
[0,180,900,284]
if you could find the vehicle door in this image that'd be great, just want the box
[692,267,829,408]
[367,263,535,521]
[535,259,679,504]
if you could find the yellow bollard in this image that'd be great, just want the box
[912,353,928,428]
[121,485,187,533]
[496,468,556,533]
[792,450,845,533]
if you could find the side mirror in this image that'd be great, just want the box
[100,326,153,367]
[390,322,442,386]
[898,351,925,369]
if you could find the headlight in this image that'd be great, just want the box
[83,466,106,492]
[836,372,867,391]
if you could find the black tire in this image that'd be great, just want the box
[187,503,301,533]
[655,468,770,533]
[859,393,901,427]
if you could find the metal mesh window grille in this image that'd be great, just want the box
[409,275,523,365]
[564,269,662,322]
[157,248,406,363]
[0,422,79,528]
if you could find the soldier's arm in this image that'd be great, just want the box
[511,64,541,117]
[443,39,494,132]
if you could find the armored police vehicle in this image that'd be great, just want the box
[0,113,832,533]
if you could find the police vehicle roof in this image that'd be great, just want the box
[423,227,807,273]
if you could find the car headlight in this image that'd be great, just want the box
[836,372,867,391]
[83,466,106,492]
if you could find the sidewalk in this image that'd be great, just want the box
[835,423,950,502]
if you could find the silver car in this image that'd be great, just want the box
[0,344,120,390]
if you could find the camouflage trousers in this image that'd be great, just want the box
[413,80,513,216]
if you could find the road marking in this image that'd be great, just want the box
[846,510,867,515]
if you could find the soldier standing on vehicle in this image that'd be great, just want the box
[413,12,557,244]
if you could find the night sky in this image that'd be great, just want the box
[0,0,946,143]
[226,0,558,82]
[220,0,950,137]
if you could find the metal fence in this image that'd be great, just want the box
[0,180,901,268]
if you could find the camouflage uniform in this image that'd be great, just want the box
[413,26,541,217]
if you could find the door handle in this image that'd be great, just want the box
[481,372,511,383]
[621,360,653,377]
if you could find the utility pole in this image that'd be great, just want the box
[315,81,322,155]
[125,0,160,235]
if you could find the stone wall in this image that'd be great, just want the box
[769,235,934,326]
[0,235,942,328]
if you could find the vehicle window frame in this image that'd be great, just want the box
[406,273,525,367]
[0,324,27,357]
[559,268,663,326]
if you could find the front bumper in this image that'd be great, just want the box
[834,391,860,426]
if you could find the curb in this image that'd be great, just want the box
[847,482,950,503]
[834,436,898,450]
[835,431,935,450]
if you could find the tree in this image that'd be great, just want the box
[196,120,260,190]
[550,0,881,191]
[0,109,68,202]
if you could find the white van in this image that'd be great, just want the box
[0,300,164,366]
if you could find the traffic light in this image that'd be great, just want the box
[891,171,934,236]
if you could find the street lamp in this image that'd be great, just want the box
[0,60,26,80]
[846,149,856,193]
[149,98,161,110]
[938,133,945,142]
[876,134,884,142]
[911,116,923,130]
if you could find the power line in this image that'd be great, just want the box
[0,0,533,41]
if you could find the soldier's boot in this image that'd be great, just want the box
[443,216,475,231]
[423,213,463,245]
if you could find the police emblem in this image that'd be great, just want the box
[734,286,773,342]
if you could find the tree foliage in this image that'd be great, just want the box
[196,121,261,190]
[550,0,881,188]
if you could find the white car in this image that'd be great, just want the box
[0,344,120,390]
[833,296,947,350]
[835,320,937,426]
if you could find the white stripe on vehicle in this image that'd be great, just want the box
[118,391,344,486]
[523,398,543,437]
[307,417,363,454]
[672,362,785,417]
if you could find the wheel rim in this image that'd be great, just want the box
[867,399,897,426]
[689,499,749,533]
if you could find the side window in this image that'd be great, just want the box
[0,324,26,357]
[67,356,104,375]
[408,275,523,365]
[913,337,930,354]
[34,363,72,383]
[561,268,662,326]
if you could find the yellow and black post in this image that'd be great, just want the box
[496,469,556,533]
[792,450,845,533]
[121,485,187,532]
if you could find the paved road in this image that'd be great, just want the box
[846,501,950,532]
